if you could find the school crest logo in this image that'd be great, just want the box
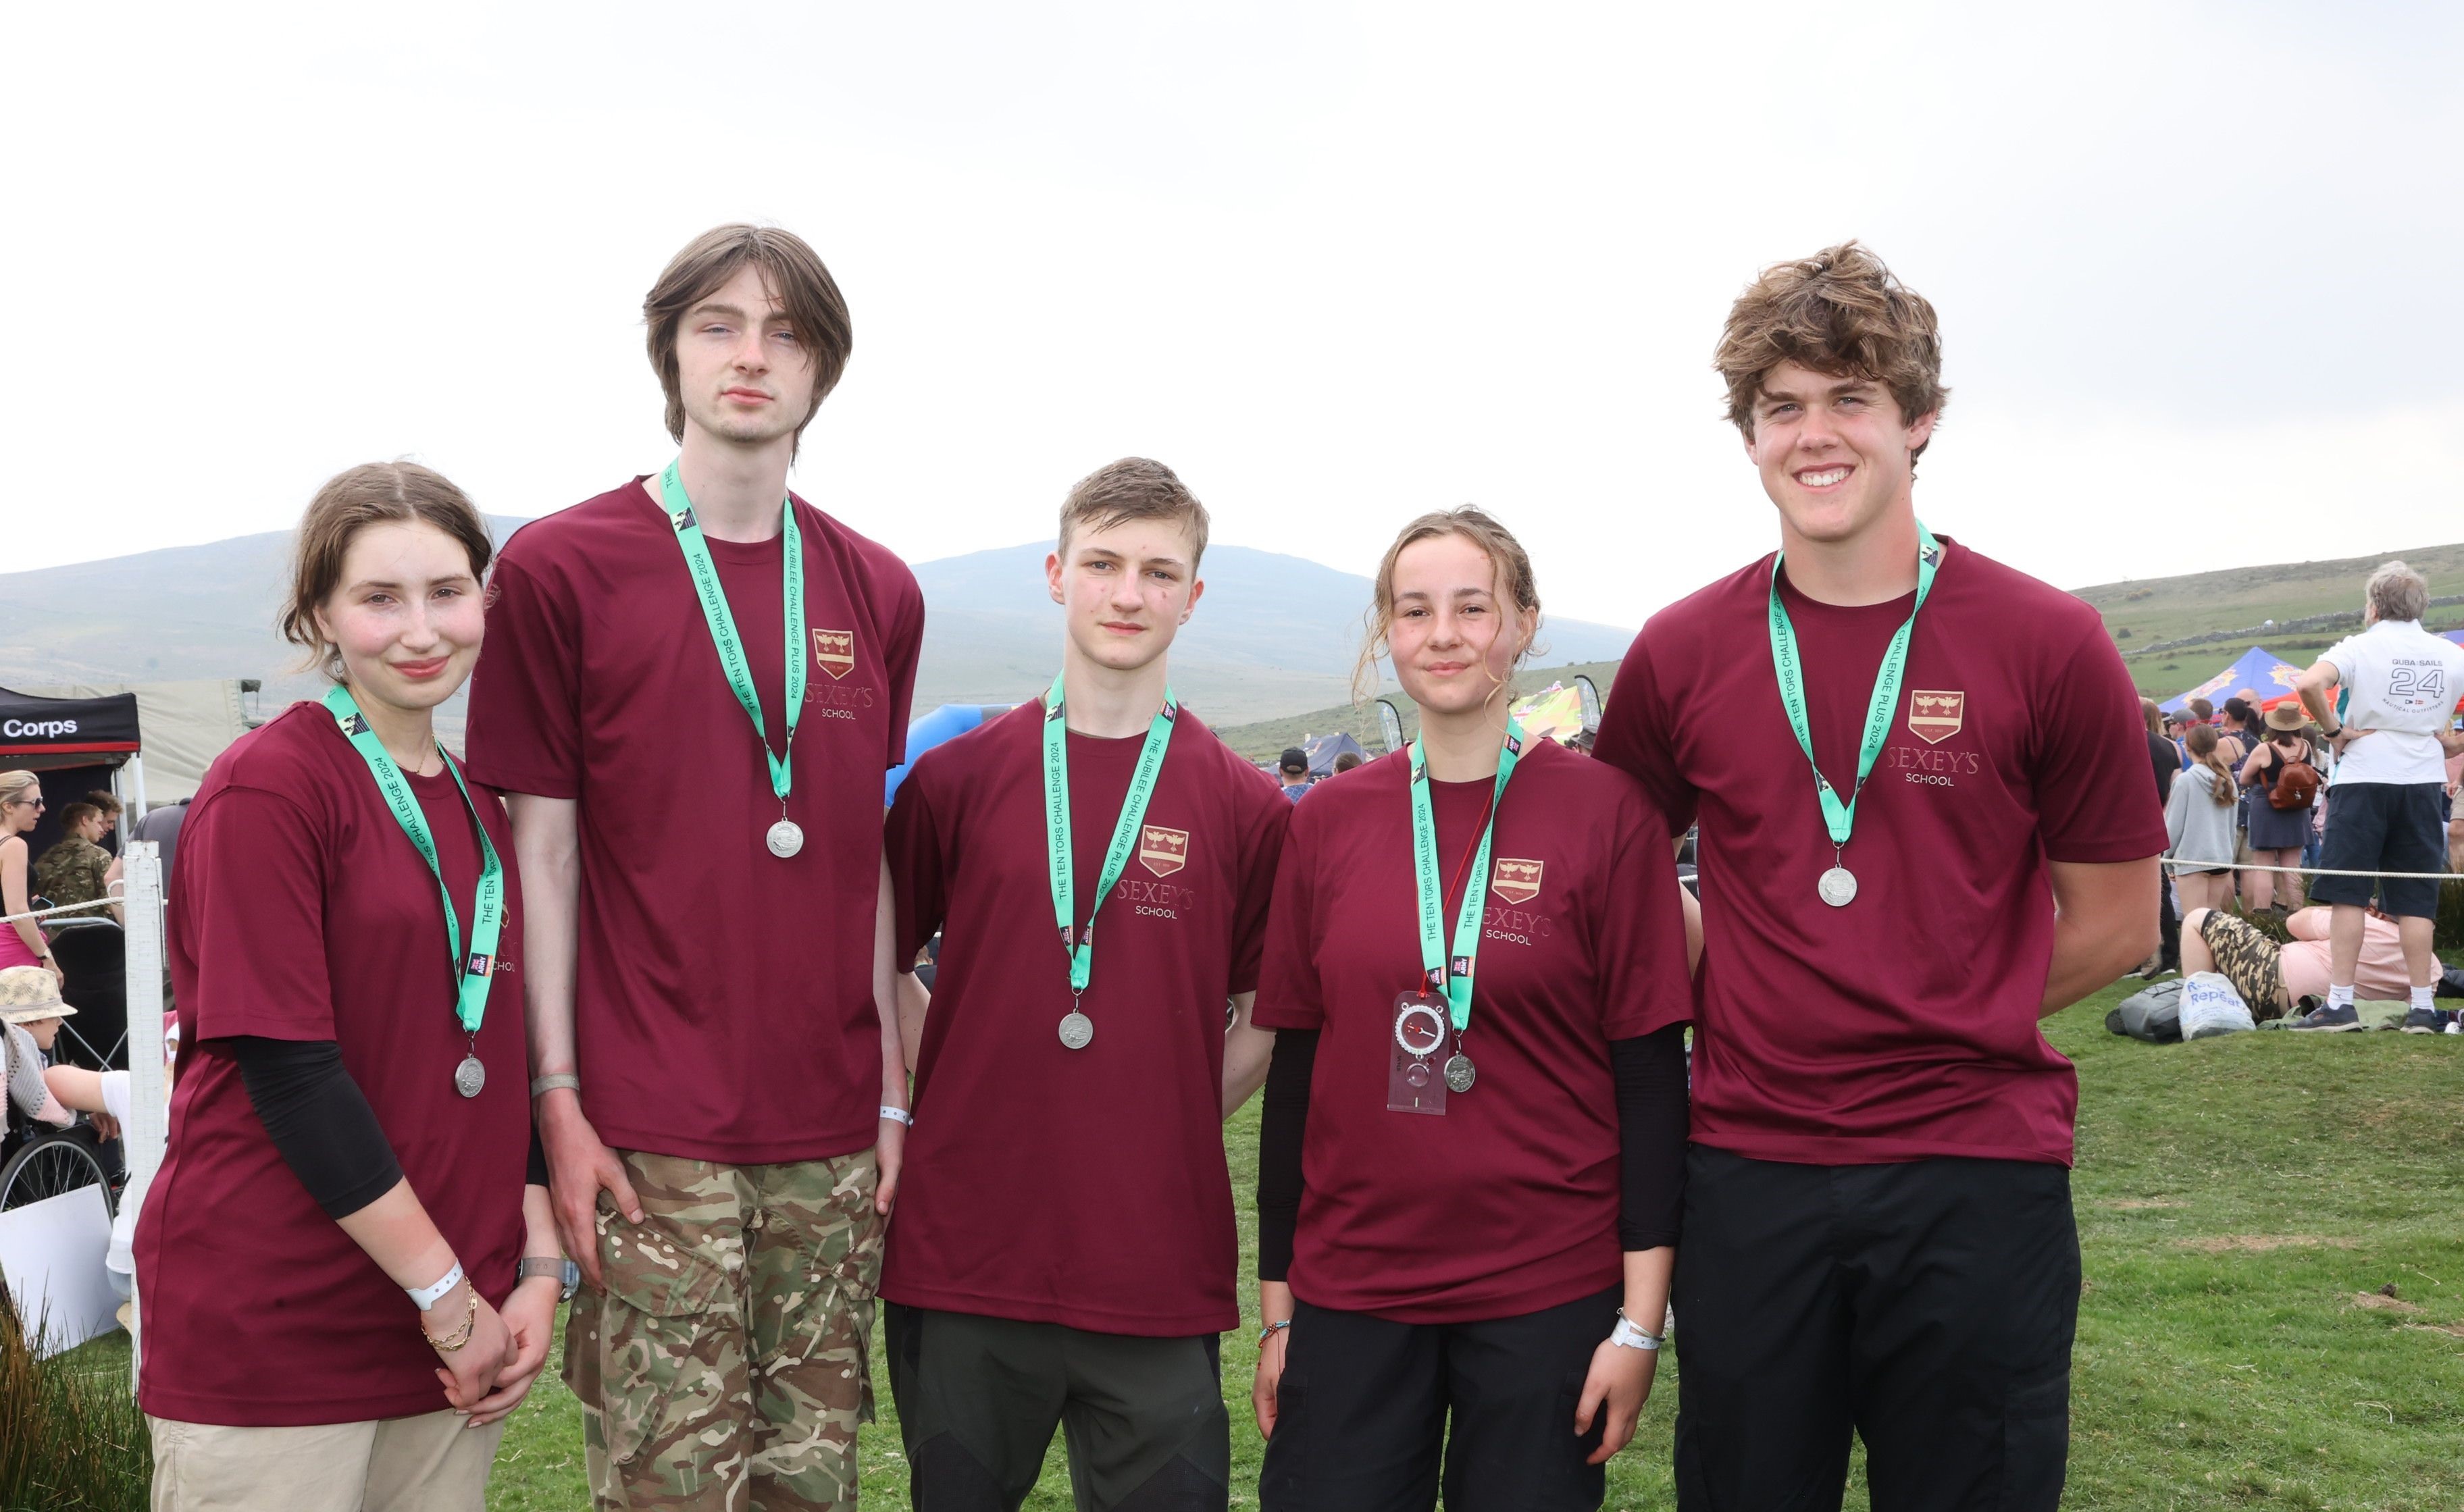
[1908,689,1965,745]
[1139,825,1189,877]
[811,629,855,680]
[1491,857,1544,906]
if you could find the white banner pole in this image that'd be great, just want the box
[119,840,168,1390]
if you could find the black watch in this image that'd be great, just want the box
[519,1257,580,1301]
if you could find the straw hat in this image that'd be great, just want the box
[0,964,78,1024]
[2263,703,2310,733]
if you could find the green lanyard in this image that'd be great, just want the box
[661,458,804,808]
[1766,521,1942,873]
[1408,719,1526,1036]
[322,685,504,1053]
[1040,673,1177,1049]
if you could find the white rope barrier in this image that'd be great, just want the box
[2159,858,2461,881]
[0,879,130,928]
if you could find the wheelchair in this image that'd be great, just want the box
[0,914,126,1220]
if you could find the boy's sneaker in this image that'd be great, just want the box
[2399,1006,2450,1035]
[2288,1002,2363,1032]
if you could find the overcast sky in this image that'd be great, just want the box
[9,1,2460,629]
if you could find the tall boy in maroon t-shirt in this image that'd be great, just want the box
[1593,243,2165,1512]
[881,459,1288,1511]
[465,225,923,1511]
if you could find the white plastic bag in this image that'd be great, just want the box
[2180,971,2257,1040]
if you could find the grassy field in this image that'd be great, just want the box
[46,966,2463,1511]
[473,972,2463,1512]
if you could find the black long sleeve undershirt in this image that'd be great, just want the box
[231,1037,405,1221]
[232,1037,553,1222]
[1613,1023,1689,1251]
[1254,1022,1689,1282]
[1254,1029,1316,1282]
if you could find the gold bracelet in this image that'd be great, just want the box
[421,1286,478,1353]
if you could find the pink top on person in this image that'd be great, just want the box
[2276,908,2415,1005]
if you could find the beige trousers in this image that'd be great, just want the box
[147,1409,508,1512]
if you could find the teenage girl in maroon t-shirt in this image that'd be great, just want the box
[135,465,566,1509]
[1250,509,1693,1512]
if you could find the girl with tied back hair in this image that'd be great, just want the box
[1248,508,1691,1511]
[2167,724,2242,916]
[136,463,564,1511]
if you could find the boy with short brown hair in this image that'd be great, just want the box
[1596,242,2165,1511]
[880,457,1288,1511]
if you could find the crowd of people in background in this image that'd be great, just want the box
[2142,561,2464,1033]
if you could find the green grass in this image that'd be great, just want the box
[52,970,2464,1510]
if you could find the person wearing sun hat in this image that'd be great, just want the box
[2,963,78,1129]
[2236,702,2323,915]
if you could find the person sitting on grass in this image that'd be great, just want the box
[2180,904,2461,1030]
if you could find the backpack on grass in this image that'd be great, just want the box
[2107,978,2183,1043]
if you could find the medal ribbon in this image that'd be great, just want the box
[322,685,503,1035]
[1408,718,1526,1035]
[1041,673,1179,997]
[660,458,805,806]
[1765,520,1943,851]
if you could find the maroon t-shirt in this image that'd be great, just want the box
[881,702,1289,1335]
[1252,741,1690,1324]
[134,703,528,1426]
[1593,537,2168,1168]
[465,480,923,1163]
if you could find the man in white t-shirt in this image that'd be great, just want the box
[2292,561,2464,1031]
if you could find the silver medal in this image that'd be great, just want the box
[1443,1053,1477,1093]
[766,818,804,858]
[1058,1010,1095,1050]
[1818,865,1858,908]
[454,1054,486,1098]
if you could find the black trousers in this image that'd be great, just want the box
[2157,867,2181,969]
[886,1303,1229,1512]
[1260,1284,1618,1512]
[1673,1148,2079,1512]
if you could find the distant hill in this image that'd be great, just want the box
[1215,541,2464,756]
[0,522,1637,729]
[1212,660,1622,762]
[907,542,1635,722]
[7,518,2456,746]
[2079,542,2464,698]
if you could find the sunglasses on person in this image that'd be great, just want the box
[3,796,43,809]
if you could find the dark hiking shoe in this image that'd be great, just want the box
[2288,1002,2363,1032]
[2399,1006,2450,1035]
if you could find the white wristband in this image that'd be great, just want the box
[1610,1313,1662,1351]
[879,1105,913,1127]
[407,1261,465,1312]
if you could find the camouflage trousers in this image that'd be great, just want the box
[565,1147,885,1511]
